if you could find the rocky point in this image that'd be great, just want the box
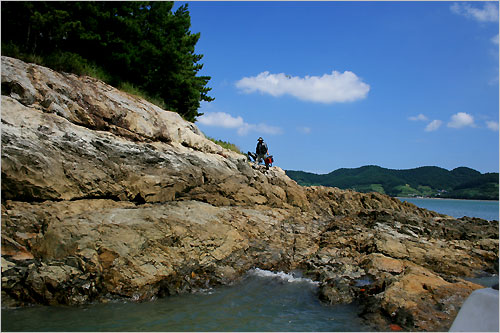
[2,56,498,331]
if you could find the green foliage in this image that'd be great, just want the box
[43,51,89,75]
[1,1,213,122]
[416,185,434,197]
[286,166,499,200]
[80,62,113,83]
[1,41,22,59]
[452,173,498,190]
[207,137,243,155]
[352,184,386,194]
[392,184,419,197]
[442,173,499,200]
[442,184,499,200]
[118,81,166,109]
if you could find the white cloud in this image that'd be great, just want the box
[198,112,244,128]
[235,70,370,104]
[486,121,499,131]
[409,114,428,121]
[425,120,442,132]
[447,112,475,128]
[451,2,499,22]
[198,112,283,136]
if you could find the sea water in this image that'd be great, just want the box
[1,269,371,332]
[398,197,499,221]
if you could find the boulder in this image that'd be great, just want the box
[379,264,483,331]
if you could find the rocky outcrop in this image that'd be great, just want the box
[302,211,497,331]
[2,56,498,331]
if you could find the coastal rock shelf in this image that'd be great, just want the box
[2,56,498,331]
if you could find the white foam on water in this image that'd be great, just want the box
[193,288,215,295]
[248,268,320,286]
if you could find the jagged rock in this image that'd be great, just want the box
[378,264,483,331]
[1,56,498,332]
[364,253,404,274]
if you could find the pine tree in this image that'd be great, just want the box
[1,1,213,122]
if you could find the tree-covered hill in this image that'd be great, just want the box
[286,166,499,200]
[1,1,213,122]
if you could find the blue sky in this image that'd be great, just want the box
[175,1,499,174]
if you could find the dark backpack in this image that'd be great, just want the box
[256,142,268,155]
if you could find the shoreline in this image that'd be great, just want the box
[397,196,499,203]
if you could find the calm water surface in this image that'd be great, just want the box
[398,197,499,221]
[1,269,371,332]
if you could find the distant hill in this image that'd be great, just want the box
[286,166,499,200]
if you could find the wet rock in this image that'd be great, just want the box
[319,279,357,304]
